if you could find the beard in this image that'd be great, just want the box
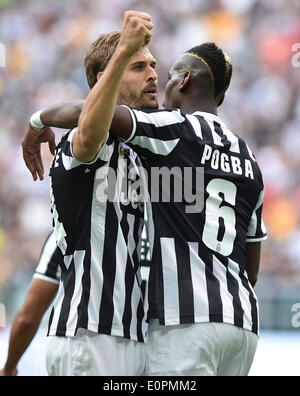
[118,91,158,110]
[140,102,159,109]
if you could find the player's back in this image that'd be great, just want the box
[124,107,267,333]
[147,111,265,262]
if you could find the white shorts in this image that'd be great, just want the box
[147,320,258,376]
[46,329,147,376]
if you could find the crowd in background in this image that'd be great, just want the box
[0,0,299,323]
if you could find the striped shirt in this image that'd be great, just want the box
[34,232,61,285]
[48,129,146,342]
[124,107,267,335]
[34,230,151,314]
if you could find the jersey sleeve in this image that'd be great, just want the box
[122,106,190,159]
[66,127,112,167]
[33,232,61,284]
[246,188,268,243]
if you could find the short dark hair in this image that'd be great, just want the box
[185,43,232,100]
[84,31,120,89]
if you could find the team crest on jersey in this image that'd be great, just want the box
[120,143,131,156]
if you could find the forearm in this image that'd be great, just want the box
[245,242,261,287]
[40,100,84,129]
[78,49,130,148]
[4,312,41,373]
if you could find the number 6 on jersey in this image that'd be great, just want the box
[202,178,237,256]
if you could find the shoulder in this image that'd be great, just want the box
[130,107,187,124]
[52,129,118,173]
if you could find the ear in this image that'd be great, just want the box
[179,71,191,92]
[97,71,104,81]
[217,95,225,107]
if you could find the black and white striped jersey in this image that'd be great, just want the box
[34,232,61,285]
[124,107,267,335]
[48,128,146,342]
[33,231,152,309]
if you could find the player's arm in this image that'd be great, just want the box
[39,100,84,130]
[244,242,261,287]
[245,187,267,287]
[22,11,152,173]
[0,278,58,376]
[22,100,84,181]
[74,11,153,162]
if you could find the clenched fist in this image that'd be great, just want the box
[117,10,153,58]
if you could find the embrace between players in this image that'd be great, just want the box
[5,10,267,376]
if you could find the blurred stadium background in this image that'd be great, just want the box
[0,0,299,376]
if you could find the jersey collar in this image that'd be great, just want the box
[193,111,227,128]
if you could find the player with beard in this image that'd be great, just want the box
[22,11,156,376]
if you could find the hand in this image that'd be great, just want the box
[22,124,56,181]
[118,10,153,58]
[0,367,18,376]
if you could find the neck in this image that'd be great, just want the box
[179,97,218,115]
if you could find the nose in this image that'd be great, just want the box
[147,66,158,82]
